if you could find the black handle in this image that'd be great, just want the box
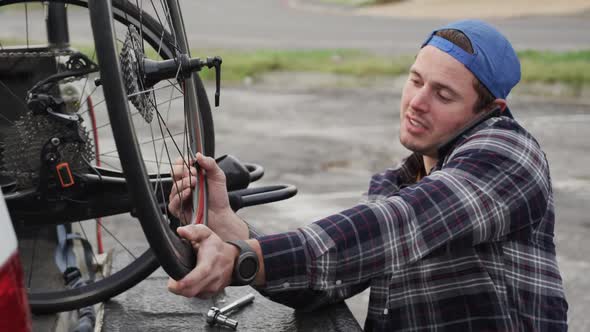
[228,184,297,212]
[244,163,264,183]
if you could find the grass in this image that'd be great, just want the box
[2,38,588,90]
[517,50,590,87]
[193,48,590,89]
[193,49,414,82]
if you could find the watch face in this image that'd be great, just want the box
[239,255,258,280]
[227,240,259,285]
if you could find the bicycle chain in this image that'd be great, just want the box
[0,49,90,88]
[0,49,75,59]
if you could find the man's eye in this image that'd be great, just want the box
[438,92,452,102]
[410,79,422,86]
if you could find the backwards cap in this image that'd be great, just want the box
[422,19,521,117]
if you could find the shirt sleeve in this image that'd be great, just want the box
[256,123,551,294]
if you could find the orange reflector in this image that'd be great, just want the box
[56,162,74,188]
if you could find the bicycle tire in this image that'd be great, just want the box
[0,0,213,313]
[89,0,205,279]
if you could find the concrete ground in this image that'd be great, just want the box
[24,75,590,330]
[210,75,590,330]
[290,0,590,19]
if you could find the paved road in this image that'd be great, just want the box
[209,78,590,330]
[1,0,589,54]
[176,0,590,53]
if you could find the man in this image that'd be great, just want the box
[167,20,568,331]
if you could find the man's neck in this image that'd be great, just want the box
[423,155,438,175]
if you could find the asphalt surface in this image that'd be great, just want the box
[210,79,590,330]
[1,0,590,54]
[181,0,590,53]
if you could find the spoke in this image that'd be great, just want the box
[149,120,169,221]
[89,93,183,132]
[25,3,29,48]
[166,78,184,95]
[77,221,103,280]
[79,96,107,116]
[27,227,39,288]
[153,78,189,222]
[153,108,189,162]
[129,81,178,98]
[0,80,29,118]
[75,50,97,112]
[98,220,137,260]
[100,128,185,157]
[155,103,192,224]
[116,36,126,45]
[92,109,143,132]
[148,0,167,39]
[94,158,121,171]
[77,84,100,116]
[159,0,182,59]
[99,154,172,167]
[82,155,103,181]
[0,109,15,125]
[182,111,195,223]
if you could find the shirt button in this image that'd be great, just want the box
[282,282,290,288]
[335,280,342,285]
[383,309,389,315]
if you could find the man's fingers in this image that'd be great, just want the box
[168,179,186,204]
[171,164,197,181]
[167,260,214,297]
[176,224,212,243]
[167,278,182,295]
[195,153,226,183]
[168,187,192,215]
[169,177,197,200]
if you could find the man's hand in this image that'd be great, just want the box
[167,224,237,298]
[168,153,249,240]
[168,153,230,224]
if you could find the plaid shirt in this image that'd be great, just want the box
[254,116,568,331]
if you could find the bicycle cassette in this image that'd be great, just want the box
[120,25,155,123]
[0,108,94,189]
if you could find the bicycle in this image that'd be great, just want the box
[0,0,296,314]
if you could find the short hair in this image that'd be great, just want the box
[434,29,496,113]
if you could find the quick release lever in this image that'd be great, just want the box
[142,55,222,106]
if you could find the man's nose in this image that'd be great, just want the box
[409,87,430,113]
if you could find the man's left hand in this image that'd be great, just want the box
[167,224,238,298]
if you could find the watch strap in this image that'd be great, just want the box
[226,240,259,286]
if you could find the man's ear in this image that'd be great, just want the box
[491,99,507,113]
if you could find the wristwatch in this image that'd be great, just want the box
[226,240,259,286]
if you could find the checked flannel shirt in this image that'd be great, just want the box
[252,116,568,331]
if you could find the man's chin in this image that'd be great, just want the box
[399,139,436,157]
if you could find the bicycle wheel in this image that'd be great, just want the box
[0,0,214,313]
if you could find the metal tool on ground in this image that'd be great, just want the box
[206,293,255,330]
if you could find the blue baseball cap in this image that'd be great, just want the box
[422,19,520,118]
